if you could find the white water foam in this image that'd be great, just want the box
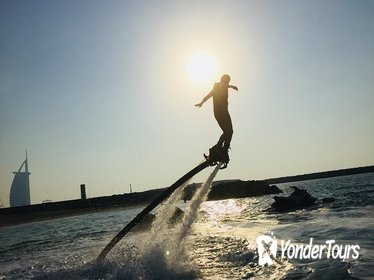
[129,163,222,278]
[148,179,190,240]
[176,164,222,243]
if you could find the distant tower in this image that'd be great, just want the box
[80,184,87,200]
[9,151,31,207]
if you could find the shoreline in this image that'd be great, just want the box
[1,166,373,228]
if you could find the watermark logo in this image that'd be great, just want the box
[256,234,360,266]
[256,234,277,266]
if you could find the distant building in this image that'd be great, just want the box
[9,152,31,207]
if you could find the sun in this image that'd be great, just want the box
[187,51,217,86]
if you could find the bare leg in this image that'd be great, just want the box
[216,114,233,151]
[217,133,225,147]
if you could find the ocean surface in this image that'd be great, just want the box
[0,172,373,280]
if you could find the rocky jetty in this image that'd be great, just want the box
[183,180,282,201]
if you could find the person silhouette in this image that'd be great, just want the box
[195,74,238,163]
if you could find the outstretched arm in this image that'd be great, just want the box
[228,84,239,91]
[195,91,213,108]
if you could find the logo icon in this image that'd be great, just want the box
[255,234,360,266]
[256,234,277,266]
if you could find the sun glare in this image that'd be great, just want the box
[187,51,217,86]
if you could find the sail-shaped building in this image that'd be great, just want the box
[9,152,31,207]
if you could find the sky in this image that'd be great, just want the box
[1,0,373,206]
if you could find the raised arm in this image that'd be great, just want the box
[195,90,213,108]
[228,84,238,91]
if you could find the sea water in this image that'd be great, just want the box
[0,172,373,279]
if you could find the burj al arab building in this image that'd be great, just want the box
[9,152,31,207]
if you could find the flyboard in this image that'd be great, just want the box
[96,145,228,261]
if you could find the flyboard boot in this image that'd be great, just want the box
[204,144,230,169]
